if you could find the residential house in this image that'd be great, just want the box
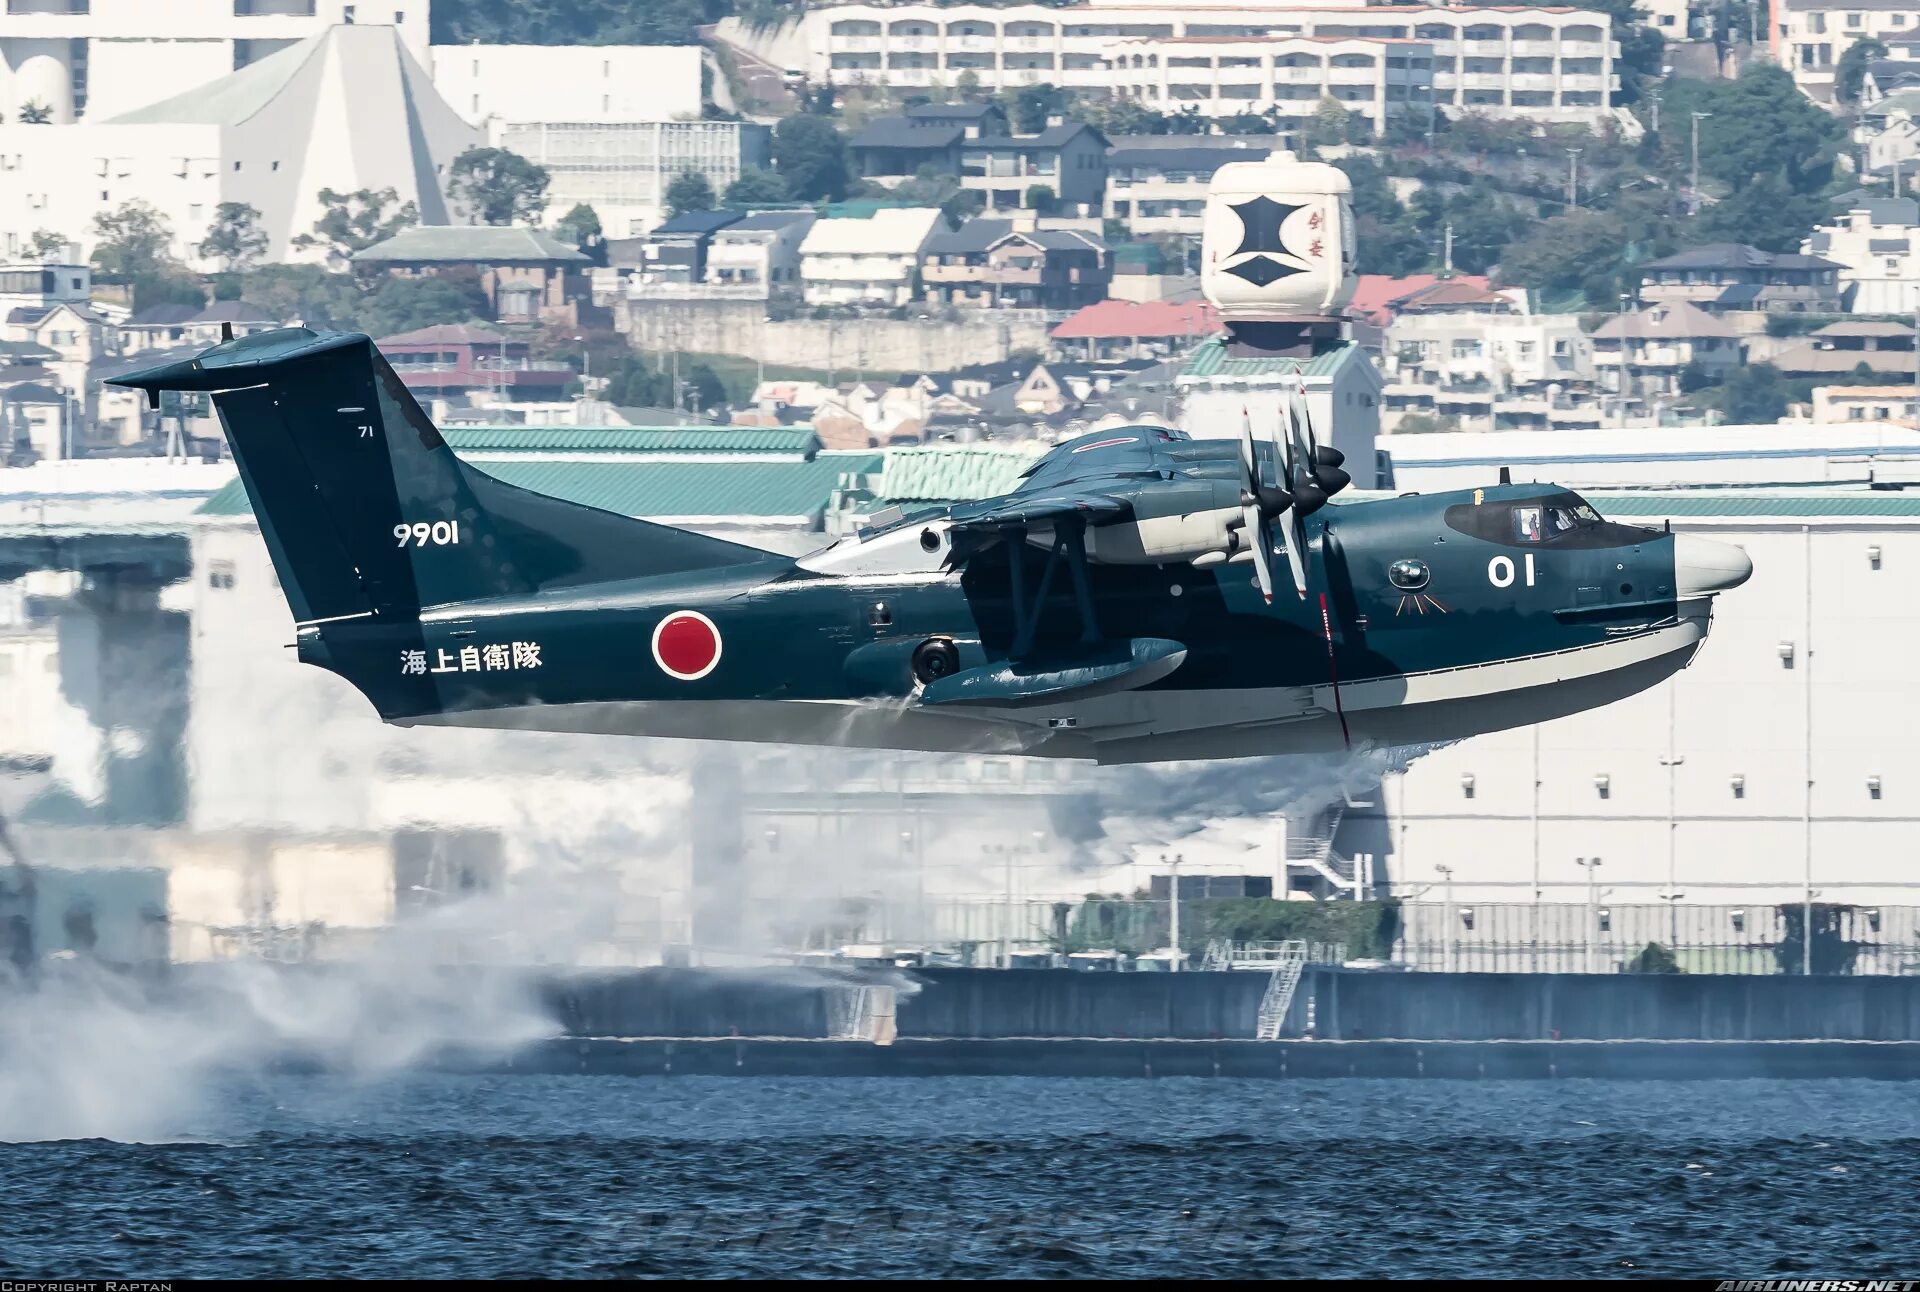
[705,210,817,297]
[638,210,745,286]
[1802,199,1920,313]
[1861,31,1920,104]
[1811,383,1918,424]
[1636,244,1844,314]
[1104,138,1282,237]
[798,207,946,307]
[1589,301,1741,397]
[122,301,281,355]
[1383,285,1596,431]
[1050,298,1222,361]
[3,292,111,439]
[959,122,1109,215]
[847,119,968,184]
[921,218,1108,310]
[1347,273,1493,328]
[376,324,574,410]
[1,381,73,463]
[351,226,594,326]
[1859,89,1920,182]
[1772,320,1918,378]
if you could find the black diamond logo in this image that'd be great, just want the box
[1230,196,1304,257]
[1224,255,1303,288]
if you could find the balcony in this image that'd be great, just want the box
[1459,73,1508,90]
[234,1,316,14]
[1511,39,1559,56]
[1509,73,1558,91]
[835,36,883,52]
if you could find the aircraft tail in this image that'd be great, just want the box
[110,328,770,625]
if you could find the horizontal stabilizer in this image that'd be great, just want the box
[107,328,364,406]
[920,636,1186,709]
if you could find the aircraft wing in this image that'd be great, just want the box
[945,424,1199,548]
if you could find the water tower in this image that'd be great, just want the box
[1176,155,1380,482]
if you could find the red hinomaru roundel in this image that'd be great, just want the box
[651,610,722,681]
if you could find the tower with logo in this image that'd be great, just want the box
[1176,155,1380,484]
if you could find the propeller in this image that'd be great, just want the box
[1234,406,1291,604]
[1279,378,1356,746]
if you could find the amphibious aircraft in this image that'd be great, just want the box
[111,328,1751,764]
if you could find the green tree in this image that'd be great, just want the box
[1010,82,1065,133]
[1024,183,1056,213]
[1834,38,1888,106]
[685,362,728,411]
[17,100,52,124]
[772,113,850,202]
[448,146,552,225]
[239,264,365,328]
[603,357,675,408]
[554,202,603,251]
[292,187,420,268]
[194,202,270,272]
[723,166,793,207]
[357,273,493,339]
[26,230,71,259]
[89,200,177,282]
[665,170,717,219]
[1712,361,1790,424]
[430,0,728,46]
[1663,66,1843,196]
[1497,208,1633,294]
[1694,171,1830,253]
[955,69,983,102]
[1305,96,1352,148]
[1626,942,1683,973]
[1333,155,1428,276]
[1340,107,1375,145]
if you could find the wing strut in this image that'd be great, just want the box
[1004,519,1102,659]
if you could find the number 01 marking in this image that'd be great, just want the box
[395,521,460,548]
[1488,554,1537,588]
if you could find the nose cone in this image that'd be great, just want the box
[1674,535,1753,598]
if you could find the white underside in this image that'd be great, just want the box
[400,605,1712,765]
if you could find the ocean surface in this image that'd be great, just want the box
[6,1076,1919,1279]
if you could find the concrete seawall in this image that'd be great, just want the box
[542,967,1920,1044]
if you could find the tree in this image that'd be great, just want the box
[1305,97,1353,148]
[955,69,982,102]
[1010,82,1065,133]
[665,170,717,218]
[26,230,70,259]
[723,166,793,207]
[17,100,52,125]
[448,146,551,225]
[603,357,676,408]
[1024,183,1056,213]
[553,203,604,262]
[292,187,420,268]
[1694,171,1830,253]
[89,200,178,281]
[1625,942,1683,974]
[195,202,270,272]
[356,273,492,339]
[1497,208,1634,294]
[1835,38,1889,106]
[772,113,850,202]
[240,264,368,329]
[1710,362,1790,424]
[685,362,728,412]
[1662,66,1844,197]
[431,0,728,47]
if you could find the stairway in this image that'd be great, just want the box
[1255,942,1309,1041]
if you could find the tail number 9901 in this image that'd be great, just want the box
[396,521,460,547]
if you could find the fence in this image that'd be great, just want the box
[1395,901,1920,975]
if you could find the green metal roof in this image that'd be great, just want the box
[351,225,589,264]
[198,452,883,522]
[1179,336,1358,380]
[1588,491,1920,518]
[874,443,1047,504]
[441,426,820,454]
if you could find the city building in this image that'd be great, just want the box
[1051,297,1221,360]
[0,24,478,266]
[1103,136,1281,236]
[798,207,946,307]
[120,301,279,355]
[1775,0,1918,104]
[847,117,970,184]
[1811,383,1918,424]
[351,226,593,326]
[1102,34,1436,136]
[375,324,574,410]
[921,217,1108,309]
[1346,272,1492,328]
[1636,243,1845,315]
[721,3,1622,128]
[1860,30,1920,104]
[1382,285,1595,431]
[1771,319,1918,379]
[637,210,744,286]
[1589,301,1741,398]
[1802,198,1920,314]
[1858,88,1920,181]
[0,0,428,124]
[705,210,817,296]
[429,44,702,131]
[959,121,1109,215]
[498,119,771,241]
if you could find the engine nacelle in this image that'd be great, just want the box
[1072,512,1239,566]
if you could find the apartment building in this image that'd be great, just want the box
[959,121,1109,214]
[1103,35,1436,134]
[798,207,946,307]
[1104,136,1282,236]
[742,4,1621,128]
[1381,283,1595,430]
[1811,383,1918,424]
[0,0,428,123]
[1803,198,1920,314]
[1776,0,1916,103]
[1590,301,1742,397]
[500,120,771,239]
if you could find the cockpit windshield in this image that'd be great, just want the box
[1445,492,1650,549]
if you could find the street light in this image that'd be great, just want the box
[1689,112,1712,218]
[1566,147,1582,211]
[1160,852,1184,971]
[1575,857,1603,973]
[1434,863,1455,972]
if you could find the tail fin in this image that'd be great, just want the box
[111,328,770,624]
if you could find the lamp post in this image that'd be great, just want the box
[1659,887,1686,955]
[1575,856,1603,973]
[1435,863,1454,972]
[1162,852,1183,971]
[1689,112,1712,218]
[1566,147,1581,211]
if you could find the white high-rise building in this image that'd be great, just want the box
[0,0,429,124]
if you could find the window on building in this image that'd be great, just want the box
[209,562,237,590]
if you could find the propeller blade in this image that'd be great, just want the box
[1243,502,1274,603]
[1269,393,1310,599]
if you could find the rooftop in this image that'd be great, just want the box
[1641,243,1841,272]
[800,207,947,256]
[1591,301,1737,340]
[650,210,746,237]
[377,323,507,347]
[1052,298,1221,341]
[352,225,590,265]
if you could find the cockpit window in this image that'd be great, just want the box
[1445,493,1650,549]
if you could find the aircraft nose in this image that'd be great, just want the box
[1673,534,1753,598]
